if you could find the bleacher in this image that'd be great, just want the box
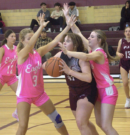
[0,23,124,75]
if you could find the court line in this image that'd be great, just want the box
[28,116,130,131]
[0,84,125,130]
[28,119,76,130]
[0,98,69,130]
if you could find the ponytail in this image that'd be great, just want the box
[17,42,24,53]
[1,39,7,47]
[93,29,119,62]
[103,42,119,62]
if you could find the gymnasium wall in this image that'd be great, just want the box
[0,4,124,26]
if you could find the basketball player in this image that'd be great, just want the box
[43,33,99,135]
[59,3,119,135]
[15,14,76,135]
[116,26,130,108]
[0,29,18,120]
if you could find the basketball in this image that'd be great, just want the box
[45,57,63,77]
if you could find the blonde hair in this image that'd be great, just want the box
[93,29,119,61]
[17,28,33,52]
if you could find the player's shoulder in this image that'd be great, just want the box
[0,46,5,53]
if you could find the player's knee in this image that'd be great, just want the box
[123,81,128,87]
[76,118,88,130]
[19,123,28,132]
[48,110,64,128]
[101,124,110,133]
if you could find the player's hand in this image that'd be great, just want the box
[62,3,69,17]
[39,13,49,28]
[58,42,68,55]
[118,53,124,58]
[66,14,77,27]
[59,60,71,75]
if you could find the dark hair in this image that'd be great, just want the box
[1,29,14,47]
[68,2,76,6]
[40,2,46,6]
[63,33,85,52]
[54,2,61,7]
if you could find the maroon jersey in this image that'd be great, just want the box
[60,52,97,97]
[120,38,130,60]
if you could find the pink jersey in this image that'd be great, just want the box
[16,50,44,98]
[0,45,17,76]
[89,48,113,89]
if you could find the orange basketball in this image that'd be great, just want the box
[45,57,63,77]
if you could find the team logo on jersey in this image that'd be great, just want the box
[5,55,17,64]
[25,61,42,74]
[124,46,130,49]
[67,75,75,81]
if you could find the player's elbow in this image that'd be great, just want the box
[84,74,92,83]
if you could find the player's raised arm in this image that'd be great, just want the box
[37,15,77,57]
[17,14,49,61]
[63,3,90,51]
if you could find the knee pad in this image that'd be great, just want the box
[48,110,64,128]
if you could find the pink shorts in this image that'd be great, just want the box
[0,75,18,86]
[97,85,118,105]
[17,92,49,107]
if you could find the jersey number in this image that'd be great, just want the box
[7,65,13,74]
[125,51,130,59]
[33,75,37,87]
[67,75,75,81]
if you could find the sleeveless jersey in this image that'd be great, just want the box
[0,44,17,76]
[120,38,130,60]
[16,50,44,98]
[60,52,97,96]
[89,48,113,89]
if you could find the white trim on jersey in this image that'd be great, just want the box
[101,72,113,86]
[16,73,22,97]
[5,44,15,50]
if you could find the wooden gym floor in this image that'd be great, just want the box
[0,79,130,135]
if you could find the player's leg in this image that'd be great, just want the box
[9,80,18,93]
[0,75,4,91]
[94,86,118,135]
[37,93,68,135]
[75,97,95,135]
[0,83,3,91]
[99,103,119,135]
[120,67,130,108]
[72,103,99,135]
[16,101,31,135]
[9,79,18,120]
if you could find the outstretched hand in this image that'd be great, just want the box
[58,42,68,55]
[59,60,71,75]
[62,3,69,17]
[67,14,77,27]
[39,13,50,28]
[63,3,77,27]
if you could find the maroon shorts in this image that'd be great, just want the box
[69,86,98,111]
[119,59,130,73]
